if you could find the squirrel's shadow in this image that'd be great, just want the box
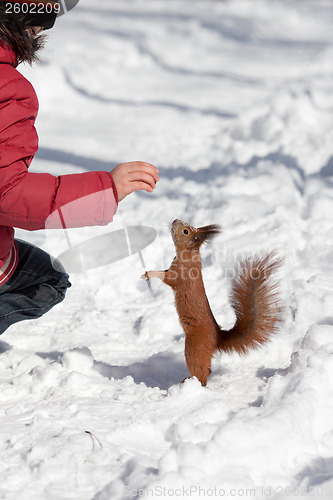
[93,351,189,390]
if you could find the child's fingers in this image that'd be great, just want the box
[127,161,156,170]
[110,161,160,201]
[127,162,160,181]
[131,181,155,193]
[128,171,157,189]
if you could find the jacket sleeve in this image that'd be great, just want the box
[0,161,118,231]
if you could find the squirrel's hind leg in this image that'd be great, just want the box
[185,342,212,386]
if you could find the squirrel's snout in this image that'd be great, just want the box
[171,219,182,238]
[172,219,181,232]
[172,219,186,229]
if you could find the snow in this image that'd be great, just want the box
[1,0,333,498]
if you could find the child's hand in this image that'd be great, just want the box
[110,161,159,202]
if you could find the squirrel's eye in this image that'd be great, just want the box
[183,229,189,235]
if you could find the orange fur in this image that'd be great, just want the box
[142,219,283,386]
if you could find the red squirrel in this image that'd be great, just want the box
[142,219,282,386]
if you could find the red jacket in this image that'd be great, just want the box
[0,44,118,285]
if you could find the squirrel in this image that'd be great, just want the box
[142,219,283,386]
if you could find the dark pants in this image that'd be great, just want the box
[0,240,71,335]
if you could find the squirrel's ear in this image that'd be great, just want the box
[190,224,222,247]
[197,224,222,242]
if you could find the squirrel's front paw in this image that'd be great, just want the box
[141,270,164,281]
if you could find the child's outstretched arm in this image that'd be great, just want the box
[0,160,159,231]
[110,161,159,201]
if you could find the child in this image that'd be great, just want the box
[0,1,159,335]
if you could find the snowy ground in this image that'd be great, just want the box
[1,0,333,498]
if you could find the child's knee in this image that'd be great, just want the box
[54,273,71,299]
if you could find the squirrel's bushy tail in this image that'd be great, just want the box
[217,252,283,354]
